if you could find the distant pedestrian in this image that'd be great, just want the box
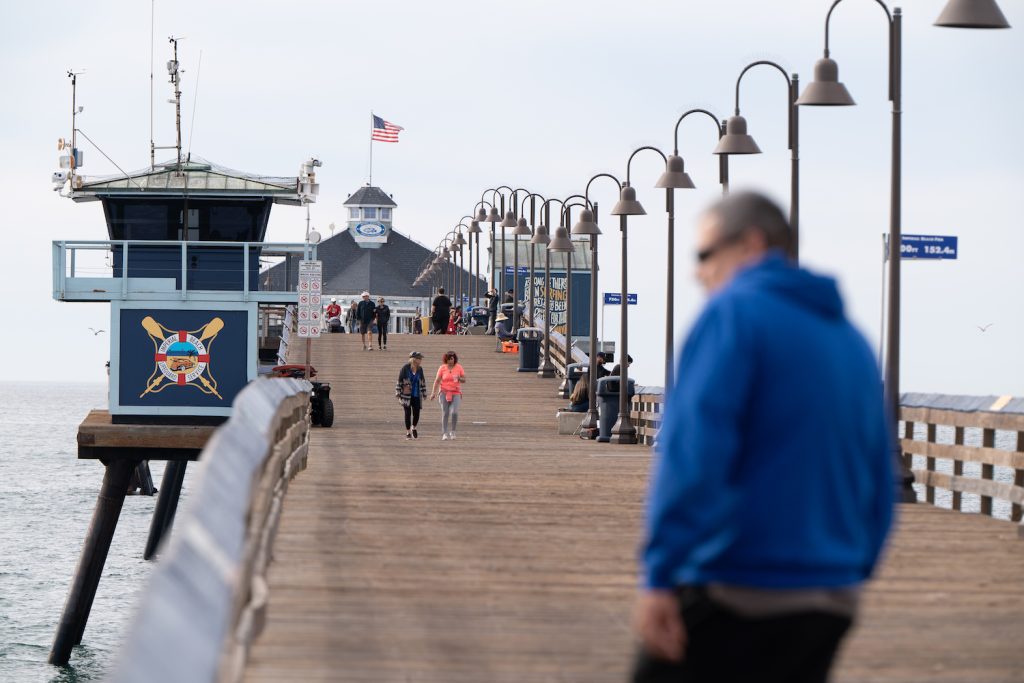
[611,354,633,378]
[357,291,376,350]
[431,287,453,334]
[375,297,392,350]
[413,309,423,335]
[429,350,466,440]
[631,191,894,683]
[396,351,426,440]
[344,300,357,333]
[485,288,499,335]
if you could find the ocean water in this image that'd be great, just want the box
[0,382,189,682]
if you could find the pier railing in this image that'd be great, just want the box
[52,239,316,303]
[900,394,1024,532]
[108,377,311,683]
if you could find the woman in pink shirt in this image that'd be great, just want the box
[429,350,466,440]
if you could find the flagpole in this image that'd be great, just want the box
[368,111,374,186]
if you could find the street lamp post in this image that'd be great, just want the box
[714,61,801,260]
[798,0,913,499]
[607,176,647,445]
[535,199,559,378]
[660,109,725,391]
[547,216,575,396]
[573,182,608,434]
[513,192,544,332]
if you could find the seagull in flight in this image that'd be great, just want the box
[977,323,993,332]
[88,327,106,336]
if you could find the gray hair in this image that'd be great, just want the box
[705,191,794,257]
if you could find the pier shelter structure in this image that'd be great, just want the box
[263,184,484,333]
[48,155,317,665]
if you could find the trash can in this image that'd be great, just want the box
[517,327,542,372]
[596,375,636,443]
[563,362,585,399]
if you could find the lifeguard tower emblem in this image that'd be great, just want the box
[139,315,224,399]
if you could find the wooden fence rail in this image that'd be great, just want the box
[108,378,311,683]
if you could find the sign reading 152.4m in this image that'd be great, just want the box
[901,234,957,260]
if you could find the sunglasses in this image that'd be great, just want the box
[696,235,740,263]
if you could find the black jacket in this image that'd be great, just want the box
[432,295,452,318]
[357,299,376,323]
[487,294,499,314]
[375,304,391,326]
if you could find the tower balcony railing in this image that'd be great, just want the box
[52,240,318,303]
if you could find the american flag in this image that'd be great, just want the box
[371,115,403,143]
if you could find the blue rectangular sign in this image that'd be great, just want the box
[503,266,531,275]
[901,234,957,260]
[603,292,637,305]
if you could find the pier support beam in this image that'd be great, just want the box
[49,458,138,666]
[144,460,188,560]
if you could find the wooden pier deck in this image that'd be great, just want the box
[243,332,1024,683]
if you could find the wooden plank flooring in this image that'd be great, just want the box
[243,332,1024,682]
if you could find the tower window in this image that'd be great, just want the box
[363,207,378,220]
[380,208,392,220]
[348,208,359,219]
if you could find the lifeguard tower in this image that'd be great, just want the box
[51,58,318,424]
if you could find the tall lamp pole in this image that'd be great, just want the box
[515,192,545,331]
[536,198,563,378]
[798,0,911,498]
[715,60,801,260]
[607,173,647,444]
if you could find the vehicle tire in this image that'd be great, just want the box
[319,398,334,428]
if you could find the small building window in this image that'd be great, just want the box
[363,207,378,220]
[380,208,392,220]
[348,208,359,219]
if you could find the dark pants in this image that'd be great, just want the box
[632,587,852,683]
[378,326,388,348]
[403,397,422,430]
[431,315,448,334]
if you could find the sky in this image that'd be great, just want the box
[1,0,1021,395]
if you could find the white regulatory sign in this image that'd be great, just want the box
[297,260,323,338]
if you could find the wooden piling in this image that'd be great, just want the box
[144,460,188,561]
[49,458,138,665]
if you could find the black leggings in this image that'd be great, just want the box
[378,326,388,347]
[403,397,422,430]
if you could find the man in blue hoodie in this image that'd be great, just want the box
[632,192,894,682]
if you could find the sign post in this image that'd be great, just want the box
[601,292,637,353]
[297,260,323,379]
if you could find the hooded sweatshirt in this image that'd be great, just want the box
[643,252,894,591]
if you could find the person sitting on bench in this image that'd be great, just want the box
[494,313,515,341]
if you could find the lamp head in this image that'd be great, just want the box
[547,225,573,252]
[656,154,696,188]
[453,232,467,247]
[500,211,517,228]
[796,57,856,106]
[713,116,762,155]
[935,0,1010,27]
[476,207,488,222]
[468,220,482,234]
[610,184,646,216]
[571,208,601,235]
[487,206,502,223]
[531,223,550,245]
[513,216,532,236]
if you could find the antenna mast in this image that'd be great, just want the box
[149,0,155,170]
[68,70,79,183]
[169,35,183,171]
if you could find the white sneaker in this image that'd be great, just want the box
[449,432,456,440]
[441,433,449,441]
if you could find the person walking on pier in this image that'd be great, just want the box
[375,297,392,350]
[357,292,376,350]
[632,192,894,683]
[485,288,499,335]
[429,350,466,440]
[431,288,453,335]
[396,351,426,439]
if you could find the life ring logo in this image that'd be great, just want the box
[139,315,224,399]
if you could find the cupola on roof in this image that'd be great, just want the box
[343,185,397,208]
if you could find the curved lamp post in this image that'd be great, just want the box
[548,217,575,397]
[714,61,801,260]
[935,0,1009,27]
[607,171,647,444]
[672,108,729,194]
[513,192,545,332]
[472,201,494,308]
[531,218,553,376]
[798,0,913,499]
